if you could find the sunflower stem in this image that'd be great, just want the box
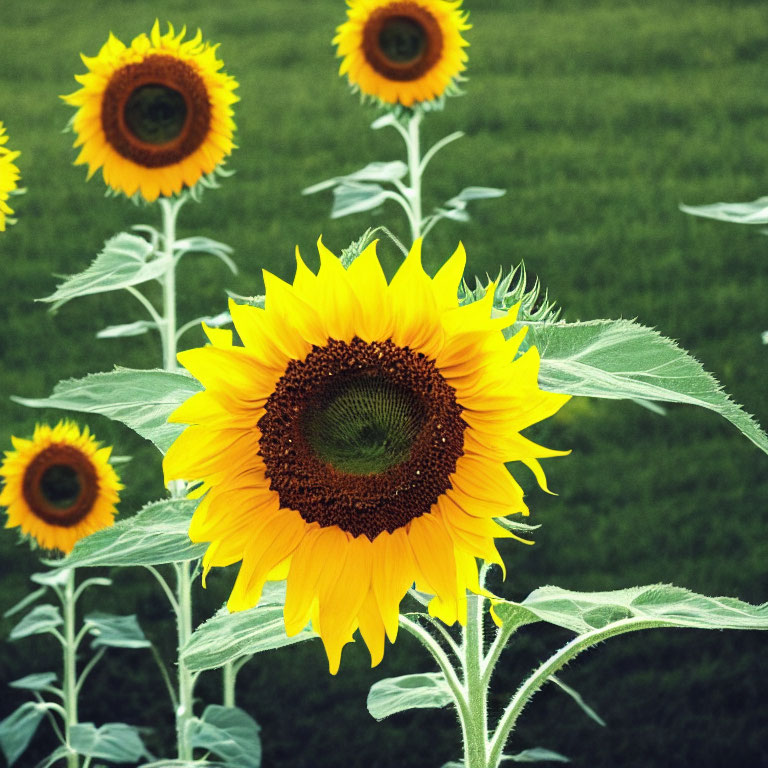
[159,196,185,371]
[222,660,237,708]
[462,593,490,768]
[174,560,195,762]
[404,109,424,242]
[62,568,80,768]
[159,195,198,761]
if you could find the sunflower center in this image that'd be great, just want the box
[362,3,444,82]
[378,16,427,64]
[124,84,188,145]
[39,465,82,509]
[102,54,212,169]
[22,445,99,528]
[258,337,466,540]
[302,376,425,475]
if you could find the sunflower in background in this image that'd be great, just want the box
[0,122,21,231]
[334,0,470,107]
[63,21,238,202]
[164,239,569,673]
[1,421,122,555]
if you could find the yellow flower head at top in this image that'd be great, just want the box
[334,0,470,107]
[63,21,239,202]
[1,421,122,555]
[164,238,570,673]
[0,122,21,231]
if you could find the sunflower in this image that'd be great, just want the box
[0,422,122,555]
[0,122,21,232]
[334,0,470,107]
[63,21,238,202]
[164,239,569,673]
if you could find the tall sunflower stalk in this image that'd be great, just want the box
[304,0,505,248]
[17,20,262,765]
[0,423,156,768]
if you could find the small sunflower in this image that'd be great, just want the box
[0,122,21,232]
[334,0,470,107]
[1,422,122,555]
[164,239,569,673]
[63,21,238,202]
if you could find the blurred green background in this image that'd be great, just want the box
[1,0,767,766]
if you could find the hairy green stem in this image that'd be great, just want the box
[159,197,184,371]
[222,661,236,708]
[405,110,424,242]
[487,617,650,766]
[158,196,197,761]
[174,561,195,762]
[62,569,79,768]
[463,594,489,768]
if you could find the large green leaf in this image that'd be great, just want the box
[187,706,261,768]
[183,584,316,672]
[70,723,150,763]
[494,584,768,636]
[367,672,454,721]
[61,499,205,569]
[0,702,47,766]
[9,604,62,640]
[41,232,164,310]
[14,368,201,453]
[522,319,768,455]
[84,613,152,649]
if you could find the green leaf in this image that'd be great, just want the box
[447,186,507,204]
[30,568,72,588]
[303,161,408,195]
[97,320,157,339]
[367,672,454,721]
[61,499,205,569]
[70,723,150,763]
[494,584,768,636]
[84,613,152,649]
[183,584,316,673]
[524,319,768,456]
[40,232,163,310]
[13,368,202,453]
[9,672,57,692]
[680,197,768,224]
[187,705,261,768]
[9,604,62,640]
[331,182,390,219]
[502,748,571,763]
[0,702,47,766]
[3,586,47,618]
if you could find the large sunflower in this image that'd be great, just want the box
[0,122,21,232]
[334,0,470,107]
[63,21,238,202]
[1,422,122,555]
[164,239,569,673]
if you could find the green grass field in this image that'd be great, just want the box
[1,1,767,766]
